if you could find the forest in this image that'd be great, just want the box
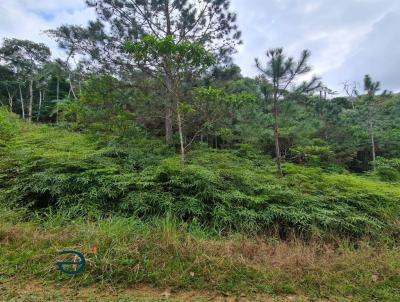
[0,1,399,301]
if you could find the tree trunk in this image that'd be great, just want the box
[69,74,77,99]
[19,84,25,119]
[37,90,42,122]
[322,114,329,141]
[78,78,82,95]
[164,0,176,143]
[176,107,185,162]
[163,1,173,143]
[56,77,60,124]
[164,0,171,35]
[6,88,13,112]
[28,79,33,122]
[165,105,173,142]
[273,98,283,177]
[369,120,376,168]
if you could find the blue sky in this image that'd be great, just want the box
[1,0,399,93]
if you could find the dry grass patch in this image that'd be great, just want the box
[0,217,399,301]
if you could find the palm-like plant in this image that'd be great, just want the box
[255,48,320,176]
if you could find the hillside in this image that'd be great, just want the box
[1,2,400,300]
[1,110,399,240]
[1,110,400,301]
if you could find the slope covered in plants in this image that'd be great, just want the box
[1,109,399,241]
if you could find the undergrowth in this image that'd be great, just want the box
[0,209,399,301]
[1,109,400,241]
[1,110,400,301]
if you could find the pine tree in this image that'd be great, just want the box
[48,0,241,142]
[255,48,320,176]
[359,74,390,168]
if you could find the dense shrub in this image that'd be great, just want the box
[0,109,19,143]
[377,167,400,182]
[290,145,335,166]
[375,157,400,182]
[0,110,168,213]
[1,111,399,240]
[118,154,399,239]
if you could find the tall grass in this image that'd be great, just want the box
[1,208,399,301]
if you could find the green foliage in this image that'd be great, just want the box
[1,5,400,300]
[0,110,168,214]
[49,0,240,73]
[1,111,399,240]
[0,38,51,74]
[1,209,400,301]
[53,97,80,123]
[376,166,400,182]
[0,108,18,143]
[70,75,138,134]
[376,157,400,171]
[291,145,335,166]
[125,150,400,239]
[124,35,215,71]
[375,157,400,182]
[192,86,256,107]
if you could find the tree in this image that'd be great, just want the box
[0,39,51,121]
[189,86,256,148]
[0,65,17,111]
[41,60,69,123]
[48,0,241,142]
[358,74,389,168]
[125,35,215,161]
[342,80,360,109]
[255,48,320,177]
[364,75,379,166]
[34,67,49,122]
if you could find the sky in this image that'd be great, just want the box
[1,0,399,94]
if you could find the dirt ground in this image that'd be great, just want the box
[0,280,317,302]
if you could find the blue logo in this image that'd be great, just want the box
[57,250,86,275]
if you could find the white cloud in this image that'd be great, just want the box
[324,11,400,92]
[1,0,399,93]
[231,0,400,93]
[17,0,86,12]
[0,0,95,58]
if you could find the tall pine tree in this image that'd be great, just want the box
[48,0,241,142]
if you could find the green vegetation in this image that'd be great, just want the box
[2,109,399,241]
[1,1,400,301]
[1,206,400,301]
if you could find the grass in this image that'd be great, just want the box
[1,110,400,301]
[1,207,399,301]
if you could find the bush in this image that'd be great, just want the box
[1,111,399,240]
[0,111,167,214]
[119,151,400,239]
[375,157,400,182]
[376,167,400,182]
[0,109,19,143]
[290,145,335,166]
